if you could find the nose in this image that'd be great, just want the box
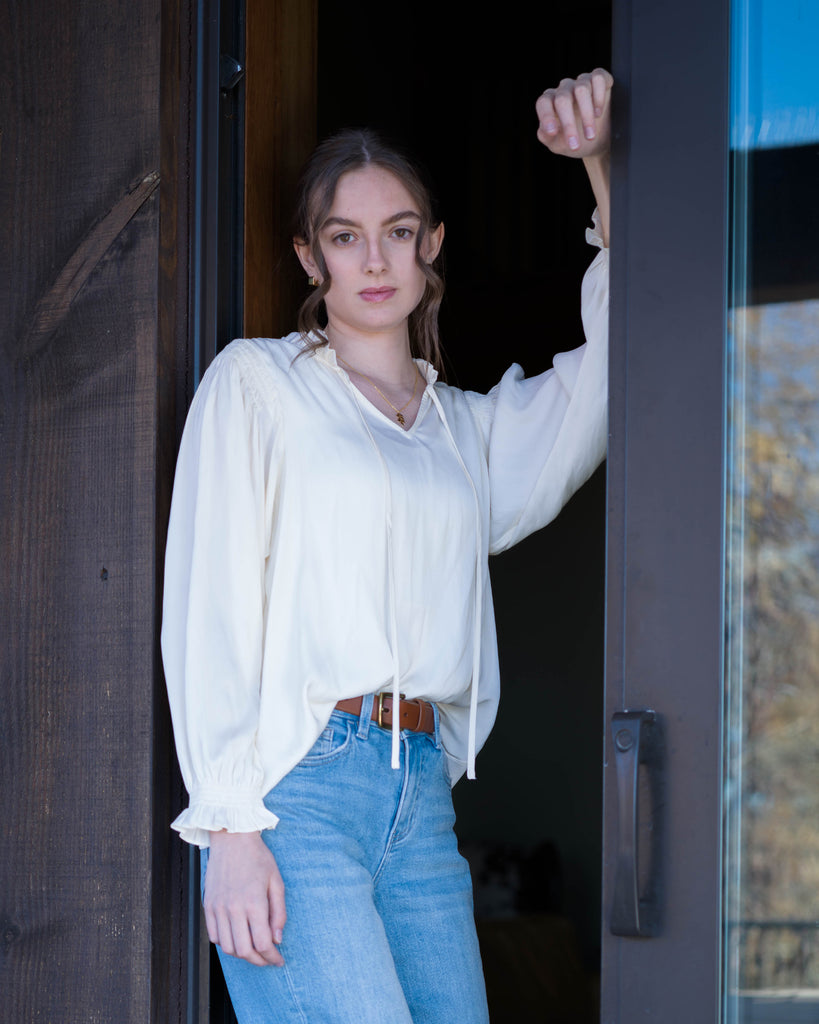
[362,236,387,274]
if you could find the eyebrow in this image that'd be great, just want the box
[321,210,422,230]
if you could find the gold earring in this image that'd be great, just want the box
[308,276,318,286]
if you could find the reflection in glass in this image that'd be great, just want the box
[724,2,819,1021]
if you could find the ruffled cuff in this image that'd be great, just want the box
[585,207,607,251]
[171,788,280,848]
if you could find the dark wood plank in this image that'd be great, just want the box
[243,0,318,338]
[0,0,191,1018]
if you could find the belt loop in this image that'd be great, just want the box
[358,693,374,738]
[431,702,442,749]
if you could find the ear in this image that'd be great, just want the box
[422,222,445,264]
[294,239,322,281]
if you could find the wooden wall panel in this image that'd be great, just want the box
[243,0,317,338]
[0,0,190,1018]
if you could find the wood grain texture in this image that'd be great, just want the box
[0,0,189,1018]
[243,0,317,338]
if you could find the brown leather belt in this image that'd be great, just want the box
[335,694,435,734]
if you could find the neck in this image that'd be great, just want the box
[326,321,416,384]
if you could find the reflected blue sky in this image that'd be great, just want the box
[732,0,819,148]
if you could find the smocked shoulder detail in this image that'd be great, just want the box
[212,338,288,421]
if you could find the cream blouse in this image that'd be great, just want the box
[162,217,608,848]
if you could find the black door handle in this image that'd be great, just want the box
[610,709,664,937]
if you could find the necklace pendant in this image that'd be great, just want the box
[396,412,406,426]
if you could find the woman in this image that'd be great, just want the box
[162,69,612,1023]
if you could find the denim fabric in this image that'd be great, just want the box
[201,701,489,1023]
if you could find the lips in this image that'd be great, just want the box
[359,287,396,303]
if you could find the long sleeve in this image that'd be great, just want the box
[161,351,281,848]
[465,214,609,554]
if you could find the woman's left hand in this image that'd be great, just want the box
[536,69,613,160]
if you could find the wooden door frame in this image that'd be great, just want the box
[243,0,317,341]
[161,2,317,1019]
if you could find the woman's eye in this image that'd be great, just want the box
[332,232,354,245]
[392,227,415,240]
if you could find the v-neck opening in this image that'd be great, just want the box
[348,381,432,436]
[325,353,434,436]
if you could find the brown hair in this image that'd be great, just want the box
[293,128,446,376]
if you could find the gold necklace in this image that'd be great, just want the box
[338,356,422,426]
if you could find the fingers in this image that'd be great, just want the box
[242,857,287,967]
[590,67,613,117]
[535,91,559,141]
[536,68,613,156]
[268,863,288,948]
[216,907,261,965]
[204,901,221,949]
[248,900,285,967]
[203,832,287,967]
[571,75,598,141]
[554,83,587,149]
[205,897,284,967]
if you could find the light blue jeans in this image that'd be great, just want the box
[201,698,489,1024]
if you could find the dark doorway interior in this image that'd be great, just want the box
[315,5,611,1022]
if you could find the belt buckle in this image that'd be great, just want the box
[377,692,386,729]
[377,692,406,730]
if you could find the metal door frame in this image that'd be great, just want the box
[602,0,731,1019]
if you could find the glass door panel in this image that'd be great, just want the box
[723,2,819,1020]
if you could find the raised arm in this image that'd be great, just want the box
[535,68,613,246]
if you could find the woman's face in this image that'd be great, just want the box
[295,165,443,344]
